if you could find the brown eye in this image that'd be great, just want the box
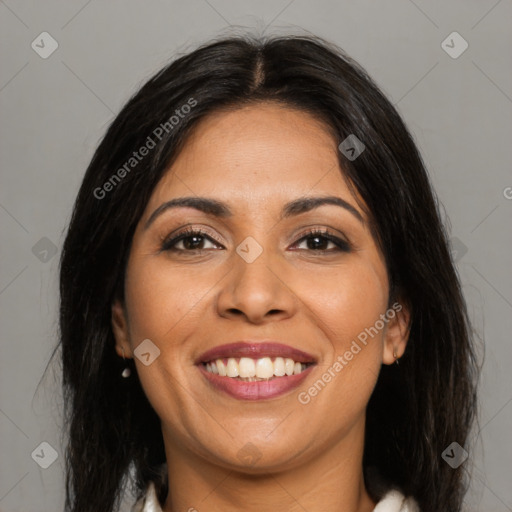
[293,229,351,253]
[161,229,223,252]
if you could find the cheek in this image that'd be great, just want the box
[122,256,209,436]
[123,254,210,343]
[298,259,388,349]
[295,261,387,422]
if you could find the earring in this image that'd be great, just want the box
[393,347,400,366]
[121,347,131,378]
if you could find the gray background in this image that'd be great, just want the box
[1,1,511,511]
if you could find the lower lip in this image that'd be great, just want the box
[197,364,315,401]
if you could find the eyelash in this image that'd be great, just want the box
[160,227,351,254]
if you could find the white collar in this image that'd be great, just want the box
[373,488,420,511]
[132,481,420,512]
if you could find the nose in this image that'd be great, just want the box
[216,245,297,324]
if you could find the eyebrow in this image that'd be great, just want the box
[144,195,364,230]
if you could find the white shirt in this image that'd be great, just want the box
[132,481,420,511]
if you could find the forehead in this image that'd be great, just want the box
[145,102,364,218]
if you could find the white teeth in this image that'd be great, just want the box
[273,357,285,377]
[239,357,256,378]
[217,359,226,376]
[285,358,295,376]
[204,357,311,379]
[226,358,239,378]
[256,357,274,378]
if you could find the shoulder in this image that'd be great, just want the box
[373,488,420,512]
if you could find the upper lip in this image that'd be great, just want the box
[196,341,317,364]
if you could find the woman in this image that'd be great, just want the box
[59,34,479,512]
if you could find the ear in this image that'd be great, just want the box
[111,298,133,358]
[382,300,411,365]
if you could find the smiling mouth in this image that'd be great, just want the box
[201,356,315,381]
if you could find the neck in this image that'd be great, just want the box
[161,416,376,512]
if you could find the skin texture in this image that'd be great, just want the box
[111,103,411,512]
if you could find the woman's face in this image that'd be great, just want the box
[112,102,409,472]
